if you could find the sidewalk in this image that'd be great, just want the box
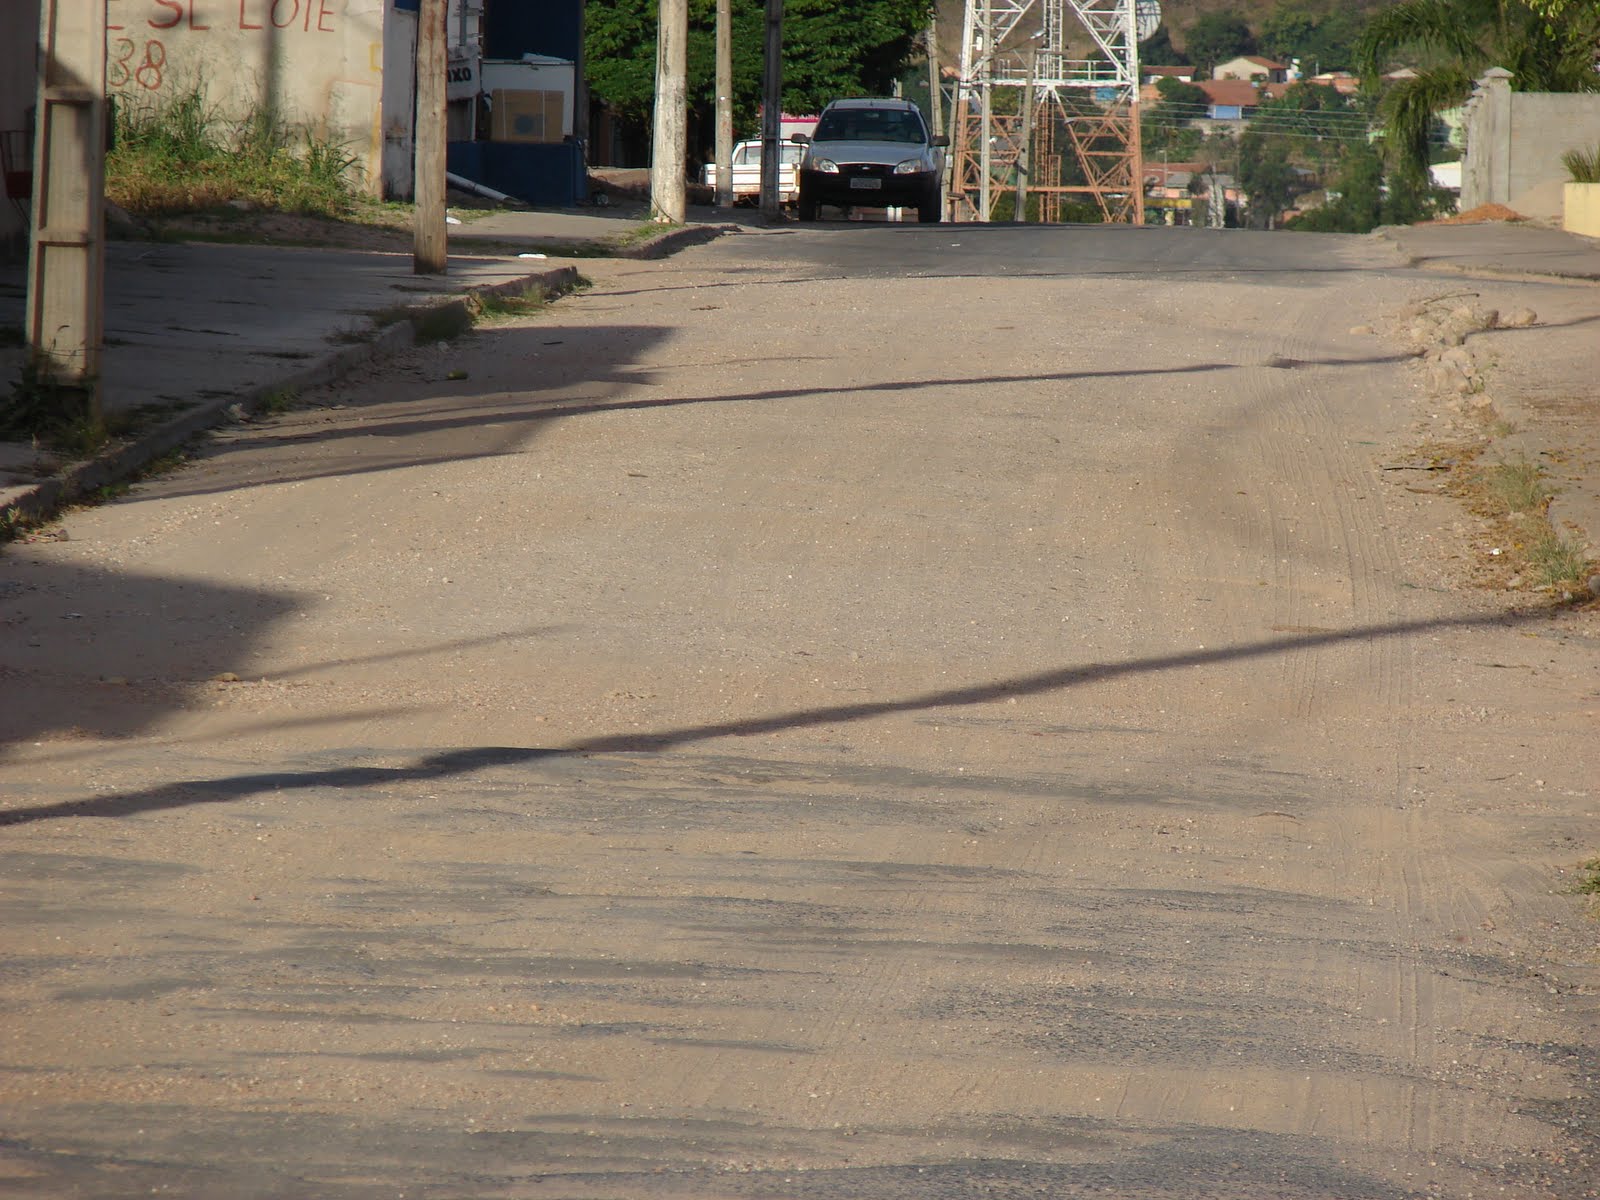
[0,208,735,523]
[1378,218,1600,282]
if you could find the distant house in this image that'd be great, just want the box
[1194,79,1293,120]
[1309,72,1362,97]
[1214,56,1290,84]
[1143,66,1197,85]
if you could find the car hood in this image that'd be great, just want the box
[806,140,934,167]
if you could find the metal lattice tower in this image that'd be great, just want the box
[948,0,1152,223]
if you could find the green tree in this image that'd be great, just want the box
[1138,24,1188,66]
[1258,0,1365,72]
[1184,11,1257,77]
[1289,134,1441,232]
[1155,74,1209,111]
[1357,0,1600,176]
[585,0,932,128]
[1236,130,1298,226]
[1250,81,1358,176]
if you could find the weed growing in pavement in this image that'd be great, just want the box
[1,354,105,457]
[261,388,298,415]
[108,85,360,218]
[1566,858,1600,899]
[1485,457,1550,516]
[369,305,414,329]
[411,305,474,344]
[472,286,547,321]
[1527,528,1592,592]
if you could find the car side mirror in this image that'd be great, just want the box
[790,134,810,145]
[931,135,950,148]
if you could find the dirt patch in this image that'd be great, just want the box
[1423,202,1528,226]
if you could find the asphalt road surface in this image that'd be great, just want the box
[3,224,1598,1200]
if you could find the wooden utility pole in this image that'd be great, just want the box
[758,0,783,219]
[413,0,448,274]
[651,0,688,222]
[714,0,733,209]
[26,0,107,419]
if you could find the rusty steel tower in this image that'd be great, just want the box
[949,0,1157,223]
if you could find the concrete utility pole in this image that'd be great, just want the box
[714,0,734,209]
[1013,44,1036,222]
[413,0,448,274]
[26,0,107,418]
[651,0,688,223]
[758,0,783,219]
[926,16,943,144]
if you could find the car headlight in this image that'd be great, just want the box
[894,158,925,174]
[812,158,839,174]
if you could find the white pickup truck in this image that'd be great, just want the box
[700,139,803,205]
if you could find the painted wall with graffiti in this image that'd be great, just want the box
[104,0,396,195]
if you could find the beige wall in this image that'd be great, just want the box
[104,0,388,194]
[1,0,41,259]
[1565,183,1600,238]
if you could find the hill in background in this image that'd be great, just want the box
[931,0,1398,71]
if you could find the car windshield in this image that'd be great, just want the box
[813,108,926,144]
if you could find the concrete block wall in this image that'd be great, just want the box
[103,0,389,195]
[1462,69,1600,220]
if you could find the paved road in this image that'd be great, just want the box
[2,225,1597,1199]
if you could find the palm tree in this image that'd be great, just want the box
[1357,0,1600,172]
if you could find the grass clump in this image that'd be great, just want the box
[1566,858,1600,898]
[411,305,474,344]
[1460,454,1597,596]
[0,355,105,457]
[1562,144,1600,184]
[108,86,359,218]
[1484,457,1550,516]
[472,286,547,321]
[1526,528,1591,590]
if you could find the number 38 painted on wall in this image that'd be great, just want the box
[109,38,167,90]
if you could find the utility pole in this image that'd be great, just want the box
[714,0,733,209]
[26,0,107,420]
[978,70,992,221]
[413,0,448,274]
[926,15,943,140]
[758,0,784,220]
[651,0,688,223]
[1013,44,1037,222]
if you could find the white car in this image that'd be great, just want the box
[700,139,803,205]
[793,98,946,223]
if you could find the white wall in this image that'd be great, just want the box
[103,0,389,194]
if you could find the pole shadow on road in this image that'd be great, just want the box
[0,604,1564,828]
[102,317,1417,508]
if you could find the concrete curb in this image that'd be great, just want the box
[615,223,737,259]
[0,265,582,534]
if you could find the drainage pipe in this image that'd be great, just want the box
[446,172,514,204]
